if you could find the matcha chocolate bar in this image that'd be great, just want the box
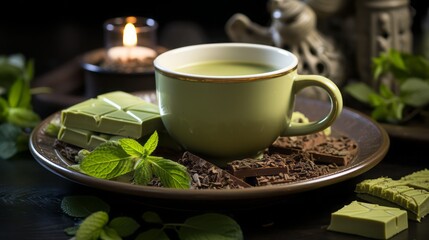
[355,174,429,222]
[401,168,429,191]
[327,201,408,239]
[60,91,163,139]
[57,125,122,150]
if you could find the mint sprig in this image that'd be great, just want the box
[77,131,191,189]
[344,49,429,124]
[61,195,244,240]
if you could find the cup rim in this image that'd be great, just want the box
[153,42,298,83]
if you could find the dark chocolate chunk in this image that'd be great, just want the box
[177,151,252,189]
[270,133,358,166]
[227,152,336,186]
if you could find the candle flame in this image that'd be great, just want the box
[123,23,138,47]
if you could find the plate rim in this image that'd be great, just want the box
[29,96,390,201]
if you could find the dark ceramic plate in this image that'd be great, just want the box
[29,93,389,209]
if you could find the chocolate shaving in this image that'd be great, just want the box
[177,151,251,189]
[227,152,336,186]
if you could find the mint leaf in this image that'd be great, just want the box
[61,195,110,218]
[344,82,375,104]
[75,211,109,240]
[80,141,135,179]
[99,226,121,240]
[8,78,30,108]
[108,216,140,237]
[136,229,170,240]
[400,78,429,107]
[6,107,40,128]
[119,138,144,158]
[143,131,159,156]
[142,211,163,224]
[147,156,191,189]
[134,159,153,185]
[178,213,243,240]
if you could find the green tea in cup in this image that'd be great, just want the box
[154,43,343,165]
[175,61,277,76]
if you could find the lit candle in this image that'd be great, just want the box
[107,22,157,62]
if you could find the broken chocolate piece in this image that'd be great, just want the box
[178,152,251,189]
[270,133,358,166]
[227,152,336,186]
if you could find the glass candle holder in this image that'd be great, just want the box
[81,16,161,98]
[103,16,159,73]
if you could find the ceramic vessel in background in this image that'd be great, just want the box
[355,0,413,88]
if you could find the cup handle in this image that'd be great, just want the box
[282,74,343,136]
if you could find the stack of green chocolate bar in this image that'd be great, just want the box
[57,91,164,150]
[355,169,429,222]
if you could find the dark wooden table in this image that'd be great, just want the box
[1,134,428,239]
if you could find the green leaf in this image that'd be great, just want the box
[8,78,31,108]
[135,229,170,240]
[0,63,22,94]
[119,138,144,158]
[24,58,34,82]
[379,84,395,99]
[178,213,243,240]
[343,82,375,104]
[99,226,121,240]
[0,97,8,120]
[6,107,40,128]
[61,195,110,218]
[143,131,159,156]
[142,211,163,224]
[134,159,153,185]
[400,78,429,107]
[80,141,135,179]
[147,156,191,189]
[108,216,140,237]
[76,211,109,240]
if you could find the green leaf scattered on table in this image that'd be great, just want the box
[75,131,191,189]
[344,49,429,124]
[61,195,244,240]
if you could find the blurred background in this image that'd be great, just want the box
[0,0,426,77]
[0,0,428,117]
[0,1,271,77]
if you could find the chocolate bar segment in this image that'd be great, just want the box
[355,176,429,222]
[57,125,122,150]
[327,200,408,239]
[60,91,163,139]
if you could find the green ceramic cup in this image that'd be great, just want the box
[154,43,343,164]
